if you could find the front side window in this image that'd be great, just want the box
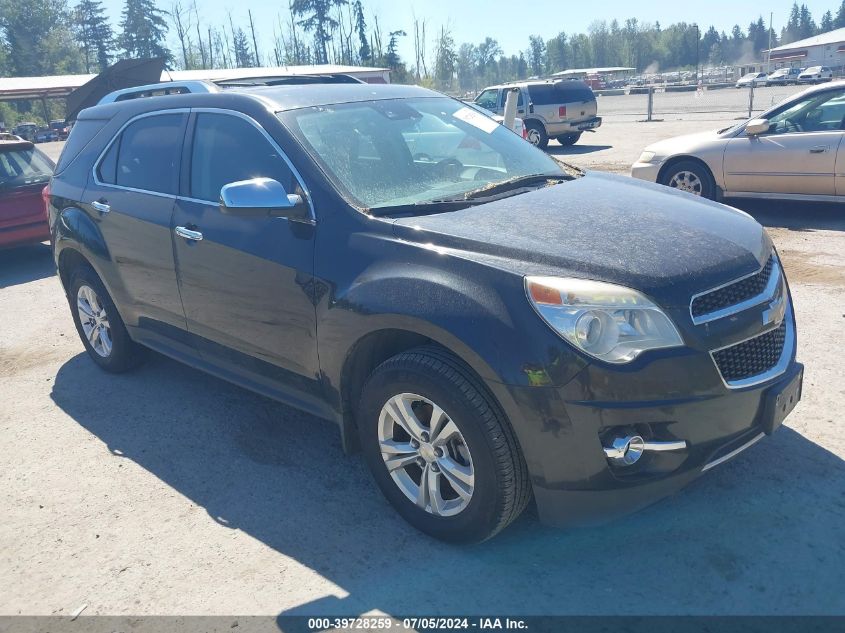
[99,113,186,194]
[189,113,295,202]
[764,89,845,135]
[281,96,566,211]
[474,89,498,110]
[0,146,53,188]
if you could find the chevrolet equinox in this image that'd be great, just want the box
[48,82,803,543]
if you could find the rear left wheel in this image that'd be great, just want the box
[358,347,531,543]
[69,266,146,372]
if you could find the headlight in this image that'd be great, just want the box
[637,151,657,163]
[525,277,684,364]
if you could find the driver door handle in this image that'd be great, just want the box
[91,199,110,214]
[809,146,829,153]
[175,226,203,241]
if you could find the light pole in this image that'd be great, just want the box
[693,23,700,85]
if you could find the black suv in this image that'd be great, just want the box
[49,82,802,543]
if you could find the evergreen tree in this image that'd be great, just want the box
[232,27,253,67]
[353,0,370,63]
[433,26,456,87]
[119,0,172,61]
[528,36,545,77]
[835,1,845,28]
[820,10,834,33]
[74,0,113,72]
[291,0,342,64]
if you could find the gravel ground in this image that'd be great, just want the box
[1,123,843,617]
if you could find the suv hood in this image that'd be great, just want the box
[391,172,770,309]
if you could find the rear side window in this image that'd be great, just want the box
[55,119,107,174]
[189,113,294,202]
[97,113,186,194]
[528,82,594,105]
[0,146,53,188]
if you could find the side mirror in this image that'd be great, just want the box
[746,119,770,136]
[219,177,310,221]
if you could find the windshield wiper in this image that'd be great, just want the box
[366,198,485,218]
[460,173,568,200]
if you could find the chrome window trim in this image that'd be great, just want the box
[709,301,794,390]
[90,107,316,221]
[186,107,316,221]
[690,252,780,325]
[701,432,765,472]
[91,108,190,198]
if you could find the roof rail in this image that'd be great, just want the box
[97,80,220,105]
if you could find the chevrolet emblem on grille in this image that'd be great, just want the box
[762,292,786,328]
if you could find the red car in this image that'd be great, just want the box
[0,134,54,248]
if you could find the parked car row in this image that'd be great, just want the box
[736,66,835,88]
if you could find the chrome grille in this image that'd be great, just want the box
[691,256,774,320]
[712,321,787,384]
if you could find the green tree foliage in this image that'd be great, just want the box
[119,0,171,61]
[74,0,113,72]
[0,0,83,76]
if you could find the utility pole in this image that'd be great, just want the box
[767,11,773,73]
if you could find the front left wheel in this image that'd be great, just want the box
[358,347,531,543]
[660,159,716,200]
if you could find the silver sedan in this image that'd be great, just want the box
[632,81,845,202]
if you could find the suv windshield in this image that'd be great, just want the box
[280,96,566,212]
[0,146,53,188]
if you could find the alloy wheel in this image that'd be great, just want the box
[377,393,475,516]
[76,284,112,357]
[527,129,541,146]
[668,170,703,195]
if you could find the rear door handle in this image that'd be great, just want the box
[91,200,110,213]
[809,146,829,153]
[175,226,203,241]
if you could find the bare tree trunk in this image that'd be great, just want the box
[248,10,260,67]
[192,1,206,68]
[172,2,192,70]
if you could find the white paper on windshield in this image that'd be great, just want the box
[453,107,499,134]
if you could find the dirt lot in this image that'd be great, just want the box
[1,118,844,617]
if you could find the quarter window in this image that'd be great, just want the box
[189,113,295,202]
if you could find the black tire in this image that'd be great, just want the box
[555,133,582,146]
[68,265,146,373]
[659,159,716,200]
[358,346,531,543]
[525,121,548,149]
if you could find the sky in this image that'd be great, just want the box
[97,0,836,67]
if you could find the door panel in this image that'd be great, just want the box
[724,131,842,195]
[83,112,188,339]
[172,111,319,394]
[725,88,845,195]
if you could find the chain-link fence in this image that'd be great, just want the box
[597,84,808,122]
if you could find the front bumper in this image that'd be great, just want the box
[496,349,802,527]
[631,160,662,182]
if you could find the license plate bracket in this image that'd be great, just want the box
[761,365,803,435]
